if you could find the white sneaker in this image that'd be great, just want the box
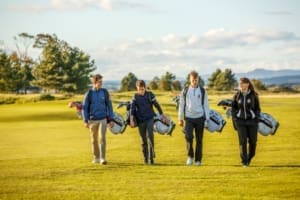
[195,161,201,166]
[100,159,107,165]
[186,157,193,166]
[92,158,100,164]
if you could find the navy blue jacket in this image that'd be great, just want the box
[130,91,163,123]
[82,88,114,123]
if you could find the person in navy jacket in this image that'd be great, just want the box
[130,80,166,165]
[82,74,114,165]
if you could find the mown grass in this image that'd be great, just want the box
[0,93,299,200]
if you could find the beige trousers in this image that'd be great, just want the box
[89,119,107,160]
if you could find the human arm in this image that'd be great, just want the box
[178,89,185,126]
[129,97,137,127]
[203,90,210,121]
[82,91,90,128]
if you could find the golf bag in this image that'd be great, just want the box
[217,99,280,136]
[153,114,176,136]
[108,112,127,134]
[172,95,180,111]
[258,112,280,136]
[205,110,227,133]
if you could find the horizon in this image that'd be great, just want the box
[101,68,300,81]
[1,0,300,80]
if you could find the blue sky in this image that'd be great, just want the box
[1,0,300,80]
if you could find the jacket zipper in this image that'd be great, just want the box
[243,95,247,119]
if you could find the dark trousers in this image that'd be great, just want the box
[184,117,205,162]
[138,119,154,162]
[236,119,258,165]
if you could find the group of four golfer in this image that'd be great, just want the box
[82,70,261,167]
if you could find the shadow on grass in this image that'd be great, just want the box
[0,112,79,123]
[212,164,300,168]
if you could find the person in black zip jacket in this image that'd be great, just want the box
[232,77,261,167]
[130,80,166,165]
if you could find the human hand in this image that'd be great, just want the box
[109,121,114,128]
[178,120,184,127]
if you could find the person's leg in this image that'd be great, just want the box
[89,121,100,162]
[247,123,258,165]
[236,123,248,165]
[195,117,205,163]
[99,119,107,163]
[184,118,194,164]
[146,119,155,164]
[138,122,148,163]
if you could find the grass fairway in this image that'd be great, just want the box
[0,93,299,200]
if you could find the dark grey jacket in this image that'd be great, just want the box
[232,90,261,121]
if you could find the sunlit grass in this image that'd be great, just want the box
[0,93,299,199]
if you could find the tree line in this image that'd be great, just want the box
[119,69,240,92]
[0,33,94,94]
[1,33,267,94]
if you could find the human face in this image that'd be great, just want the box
[94,79,103,89]
[189,76,198,88]
[137,86,146,95]
[239,81,249,92]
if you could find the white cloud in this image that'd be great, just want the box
[160,28,298,49]
[8,0,156,12]
[50,0,112,11]
[265,11,293,15]
[89,28,300,79]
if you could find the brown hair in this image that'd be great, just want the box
[136,80,146,88]
[239,77,257,95]
[189,70,199,79]
[91,74,103,83]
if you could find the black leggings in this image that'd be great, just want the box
[236,120,258,165]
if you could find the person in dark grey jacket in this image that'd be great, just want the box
[231,77,261,167]
[130,80,166,165]
[82,74,114,165]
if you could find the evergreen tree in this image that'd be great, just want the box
[0,51,12,92]
[251,79,267,90]
[207,68,222,89]
[32,34,95,93]
[159,71,176,91]
[214,68,236,91]
[172,80,182,91]
[13,33,35,94]
[120,72,138,91]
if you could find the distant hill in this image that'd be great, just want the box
[236,68,300,79]
[104,68,300,90]
[260,75,300,85]
[103,80,120,91]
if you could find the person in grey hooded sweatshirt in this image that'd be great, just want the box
[178,70,210,166]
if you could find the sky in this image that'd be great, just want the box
[1,0,300,80]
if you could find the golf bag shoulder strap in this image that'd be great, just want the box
[87,88,109,107]
[134,91,152,105]
[183,86,205,105]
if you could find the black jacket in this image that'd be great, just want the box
[232,90,261,121]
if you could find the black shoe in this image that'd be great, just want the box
[149,159,154,165]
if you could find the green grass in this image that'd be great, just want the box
[0,93,299,200]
